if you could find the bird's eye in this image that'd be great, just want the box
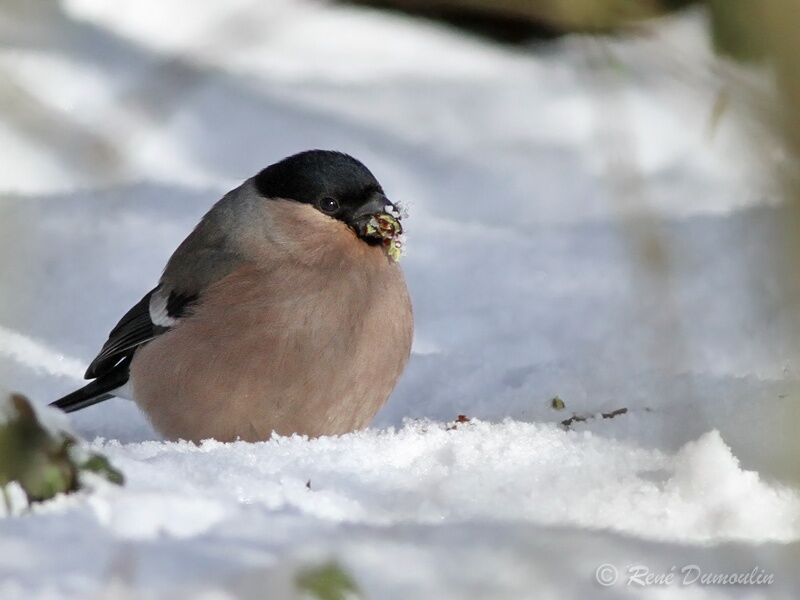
[319,197,340,214]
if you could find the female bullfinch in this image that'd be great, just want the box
[52,150,413,442]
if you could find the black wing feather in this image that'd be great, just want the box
[51,286,199,413]
[50,290,159,413]
[84,289,163,379]
[51,356,133,413]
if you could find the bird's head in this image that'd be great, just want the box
[254,150,404,261]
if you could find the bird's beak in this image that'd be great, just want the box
[351,194,403,240]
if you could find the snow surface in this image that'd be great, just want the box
[1,1,800,598]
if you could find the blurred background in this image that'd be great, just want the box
[1,0,799,474]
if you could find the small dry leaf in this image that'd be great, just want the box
[561,407,628,429]
[446,414,471,430]
[365,214,404,262]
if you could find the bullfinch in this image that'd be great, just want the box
[51,150,413,442]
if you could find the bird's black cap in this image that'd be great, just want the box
[254,150,398,243]
[254,150,384,207]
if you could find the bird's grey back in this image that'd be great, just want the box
[160,179,266,299]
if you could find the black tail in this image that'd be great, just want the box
[50,357,131,413]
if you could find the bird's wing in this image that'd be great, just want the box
[50,284,198,413]
[52,192,245,412]
[85,208,242,381]
[84,286,198,379]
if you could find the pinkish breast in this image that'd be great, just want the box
[130,253,413,442]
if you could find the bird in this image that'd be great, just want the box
[51,150,413,442]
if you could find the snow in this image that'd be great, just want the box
[83,424,799,544]
[1,0,799,598]
[0,325,85,382]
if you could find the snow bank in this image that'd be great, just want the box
[0,326,84,382]
[86,422,799,544]
[1,423,797,598]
